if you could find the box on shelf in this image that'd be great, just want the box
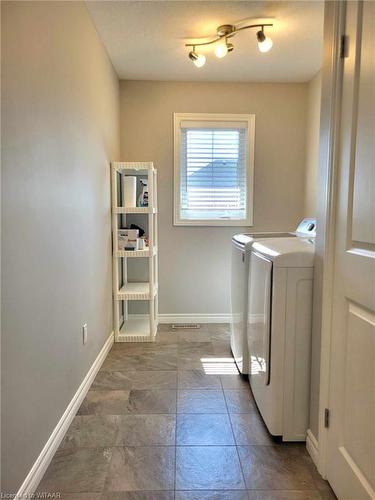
[118,229,139,251]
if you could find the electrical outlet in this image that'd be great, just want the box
[82,323,88,345]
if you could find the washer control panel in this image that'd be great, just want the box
[295,218,317,237]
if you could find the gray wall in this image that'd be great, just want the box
[1,1,119,492]
[120,80,308,315]
[304,72,322,217]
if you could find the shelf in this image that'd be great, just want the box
[117,315,157,342]
[116,282,158,300]
[115,247,157,258]
[113,206,157,214]
[112,160,158,343]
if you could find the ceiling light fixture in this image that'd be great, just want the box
[186,21,274,67]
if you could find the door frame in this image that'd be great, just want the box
[315,0,346,479]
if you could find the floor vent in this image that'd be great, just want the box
[171,323,200,329]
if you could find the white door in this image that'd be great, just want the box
[326,1,375,499]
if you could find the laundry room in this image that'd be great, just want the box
[2,1,374,499]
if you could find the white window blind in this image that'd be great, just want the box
[179,124,248,221]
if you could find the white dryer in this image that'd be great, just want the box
[230,219,316,374]
[247,237,315,441]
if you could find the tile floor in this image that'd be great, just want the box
[37,324,337,499]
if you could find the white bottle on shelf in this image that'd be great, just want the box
[123,176,137,207]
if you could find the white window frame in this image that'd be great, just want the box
[173,112,255,226]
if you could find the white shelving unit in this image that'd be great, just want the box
[111,162,158,342]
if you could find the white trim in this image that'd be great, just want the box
[306,429,319,468]
[158,313,231,324]
[173,112,255,227]
[16,332,114,499]
[316,0,346,479]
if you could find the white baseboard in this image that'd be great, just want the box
[16,331,114,499]
[306,428,319,468]
[158,313,231,324]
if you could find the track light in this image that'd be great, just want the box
[256,29,273,53]
[189,50,206,68]
[186,20,274,67]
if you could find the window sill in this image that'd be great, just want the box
[173,218,253,227]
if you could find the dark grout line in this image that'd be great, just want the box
[222,377,248,490]
[174,378,178,496]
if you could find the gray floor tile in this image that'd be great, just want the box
[206,324,231,335]
[178,342,214,357]
[60,415,120,448]
[156,323,176,332]
[230,413,274,445]
[78,391,130,415]
[178,370,221,389]
[154,331,179,344]
[247,491,322,500]
[175,492,248,500]
[220,374,249,390]
[136,354,178,371]
[92,371,135,390]
[38,325,327,499]
[102,352,177,371]
[208,331,231,344]
[238,445,316,490]
[123,389,177,414]
[100,351,134,371]
[183,356,238,375]
[112,343,177,355]
[130,371,178,389]
[176,446,245,490]
[92,369,177,391]
[37,447,112,493]
[177,390,227,413]
[101,493,174,500]
[177,358,210,370]
[318,491,338,500]
[212,344,232,356]
[115,414,176,445]
[177,330,211,342]
[105,446,175,491]
[176,414,235,445]
[302,455,337,499]
[224,390,257,413]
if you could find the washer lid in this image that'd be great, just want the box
[251,237,315,267]
[232,233,254,246]
[232,231,295,248]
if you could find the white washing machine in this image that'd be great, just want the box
[247,236,315,441]
[230,219,316,374]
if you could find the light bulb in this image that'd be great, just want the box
[258,36,273,53]
[214,40,228,58]
[189,51,206,68]
[256,30,273,53]
[193,53,206,67]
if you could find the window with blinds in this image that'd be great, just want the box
[174,114,255,226]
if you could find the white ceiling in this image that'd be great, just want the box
[87,1,324,83]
